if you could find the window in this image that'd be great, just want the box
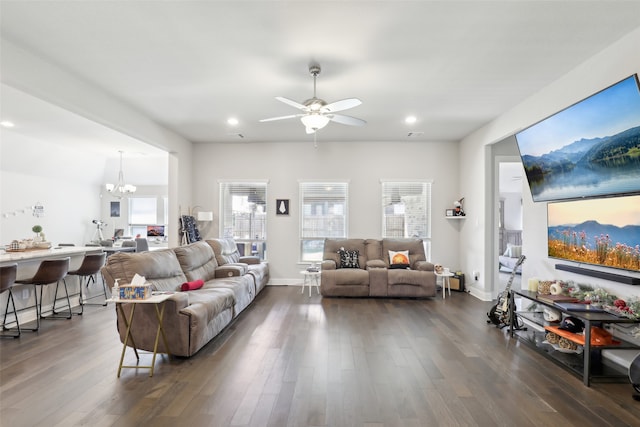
[381,181,432,260]
[300,181,348,262]
[129,197,159,237]
[219,182,267,259]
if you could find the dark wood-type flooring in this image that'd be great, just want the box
[2,286,639,426]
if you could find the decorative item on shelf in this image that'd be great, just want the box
[445,209,454,217]
[527,277,539,292]
[538,280,553,295]
[32,202,45,217]
[453,197,465,216]
[2,202,45,219]
[105,151,136,199]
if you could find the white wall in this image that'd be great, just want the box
[192,139,460,282]
[460,27,640,300]
[1,132,104,244]
[1,40,193,246]
[501,193,522,230]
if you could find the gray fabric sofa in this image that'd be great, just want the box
[101,239,269,357]
[320,238,436,298]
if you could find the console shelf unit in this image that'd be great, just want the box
[509,289,640,386]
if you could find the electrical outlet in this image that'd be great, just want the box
[473,271,479,281]
[22,288,29,299]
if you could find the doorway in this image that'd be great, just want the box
[496,161,524,290]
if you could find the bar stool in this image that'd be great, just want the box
[1,264,20,338]
[14,258,71,331]
[67,252,107,313]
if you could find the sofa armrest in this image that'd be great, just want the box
[366,259,387,269]
[239,256,260,265]
[215,265,246,278]
[115,292,192,356]
[321,260,337,270]
[414,260,435,271]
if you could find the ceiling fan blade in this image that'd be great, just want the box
[327,114,366,126]
[321,98,362,113]
[259,114,301,123]
[275,96,307,110]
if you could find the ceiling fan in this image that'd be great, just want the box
[260,63,366,134]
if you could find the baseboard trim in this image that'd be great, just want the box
[555,264,640,285]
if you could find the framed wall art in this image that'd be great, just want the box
[276,199,290,215]
[110,201,120,217]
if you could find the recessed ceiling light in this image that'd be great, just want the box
[227,118,239,126]
[0,121,15,128]
[405,116,417,124]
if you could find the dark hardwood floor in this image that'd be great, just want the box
[1,286,639,426]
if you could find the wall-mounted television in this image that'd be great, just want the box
[547,194,640,273]
[147,225,165,237]
[516,74,640,202]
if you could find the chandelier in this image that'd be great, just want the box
[105,151,136,198]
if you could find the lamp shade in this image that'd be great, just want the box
[197,211,214,221]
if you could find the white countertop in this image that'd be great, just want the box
[0,246,102,264]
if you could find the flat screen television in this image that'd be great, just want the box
[547,194,640,273]
[147,225,165,237]
[516,74,640,202]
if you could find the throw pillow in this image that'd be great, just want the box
[505,243,522,258]
[503,245,511,257]
[388,250,410,266]
[181,279,204,291]
[338,248,360,268]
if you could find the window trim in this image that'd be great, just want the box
[299,180,349,262]
[380,179,433,261]
[218,180,269,259]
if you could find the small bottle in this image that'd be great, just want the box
[113,279,120,301]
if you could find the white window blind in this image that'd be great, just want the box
[381,181,432,259]
[219,182,267,258]
[129,197,158,225]
[299,181,348,261]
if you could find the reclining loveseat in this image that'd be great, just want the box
[320,238,436,298]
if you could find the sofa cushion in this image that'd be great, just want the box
[180,286,235,323]
[388,250,410,266]
[103,249,187,292]
[207,238,241,265]
[338,248,360,268]
[382,238,426,268]
[389,263,410,269]
[173,241,219,282]
[323,238,366,269]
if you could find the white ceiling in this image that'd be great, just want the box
[1,1,640,146]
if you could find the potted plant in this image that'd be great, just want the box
[32,225,43,242]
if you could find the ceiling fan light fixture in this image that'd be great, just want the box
[300,114,330,131]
